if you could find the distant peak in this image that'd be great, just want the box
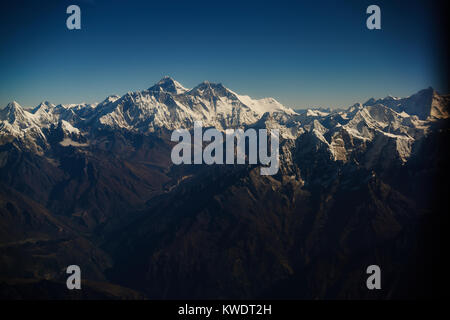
[149,76,187,94]
[102,94,120,103]
[189,81,230,98]
[363,98,376,106]
[384,95,400,100]
[194,81,225,90]
[37,100,53,108]
[406,87,436,101]
[423,86,435,94]
[31,101,54,114]
[5,101,23,111]
[157,76,175,84]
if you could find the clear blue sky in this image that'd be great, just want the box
[0,0,446,109]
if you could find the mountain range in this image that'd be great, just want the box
[0,77,448,299]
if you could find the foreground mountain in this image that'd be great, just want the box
[0,78,448,299]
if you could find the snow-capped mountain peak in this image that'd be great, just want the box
[32,101,54,113]
[0,101,31,126]
[149,76,188,95]
[188,81,230,97]
[3,101,23,114]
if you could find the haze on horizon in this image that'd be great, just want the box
[0,0,447,110]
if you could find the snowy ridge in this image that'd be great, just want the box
[94,78,296,132]
[1,79,448,166]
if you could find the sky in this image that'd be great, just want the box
[0,0,447,109]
